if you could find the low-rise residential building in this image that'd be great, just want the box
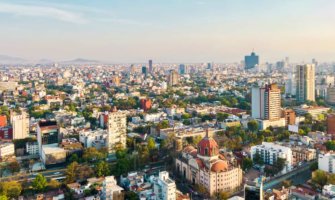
[291,146,316,166]
[153,171,176,200]
[0,142,15,159]
[79,129,107,149]
[101,176,124,200]
[293,105,330,119]
[251,142,293,173]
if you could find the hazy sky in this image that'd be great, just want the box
[0,0,335,63]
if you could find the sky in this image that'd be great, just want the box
[0,0,334,63]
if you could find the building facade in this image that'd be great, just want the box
[296,64,315,102]
[153,171,176,200]
[168,70,179,86]
[37,120,59,156]
[245,52,259,70]
[319,152,335,173]
[0,142,15,159]
[175,133,243,196]
[10,110,29,140]
[251,142,292,173]
[101,176,124,200]
[252,84,281,120]
[107,108,127,153]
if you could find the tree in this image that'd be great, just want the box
[312,170,328,187]
[66,162,79,183]
[7,161,20,174]
[147,137,156,150]
[248,120,259,132]
[32,174,47,192]
[0,181,22,199]
[83,147,106,162]
[77,165,94,181]
[217,112,229,122]
[125,191,139,200]
[217,191,229,200]
[69,154,79,163]
[242,158,253,171]
[48,179,61,189]
[310,162,318,171]
[0,195,7,200]
[282,180,292,188]
[95,161,110,177]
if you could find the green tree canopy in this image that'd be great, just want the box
[32,174,48,192]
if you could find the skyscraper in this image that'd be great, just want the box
[141,66,147,76]
[168,70,179,86]
[296,64,315,102]
[245,52,259,70]
[252,84,281,120]
[179,64,186,75]
[107,107,127,153]
[149,59,153,73]
[10,110,29,140]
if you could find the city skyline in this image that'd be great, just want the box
[0,0,335,63]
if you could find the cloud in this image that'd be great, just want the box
[0,3,87,24]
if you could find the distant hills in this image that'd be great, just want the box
[0,55,26,64]
[60,58,100,64]
[0,55,101,65]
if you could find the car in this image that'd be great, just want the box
[53,172,61,175]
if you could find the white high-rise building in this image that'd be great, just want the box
[10,110,29,140]
[251,142,292,173]
[318,152,335,173]
[153,171,176,200]
[101,176,124,200]
[296,64,315,102]
[107,107,127,153]
[252,84,281,120]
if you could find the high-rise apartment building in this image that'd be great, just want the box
[179,64,186,75]
[168,70,179,86]
[327,85,335,105]
[141,66,147,76]
[37,120,59,156]
[148,59,153,73]
[296,64,315,102]
[107,107,127,153]
[252,84,281,120]
[245,52,259,70]
[10,110,29,140]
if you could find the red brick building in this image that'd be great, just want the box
[327,114,335,136]
[140,99,152,111]
[0,115,7,127]
[282,109,296,126]
[0,127,13,140]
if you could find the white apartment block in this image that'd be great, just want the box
[0,142,15,159]
[26,141,39,155]
[101,176,124,200]
[319,152,335,173]
[251,142,292,173]
[153,171,176,200]
[107,110,127,153]
[10,110,29,140]
[79,129,107,148]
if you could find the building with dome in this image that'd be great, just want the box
[175,131,243,196]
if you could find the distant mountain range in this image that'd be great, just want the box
[60,58,100,64]
[0,55,101,64]
[0,55,27,64]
